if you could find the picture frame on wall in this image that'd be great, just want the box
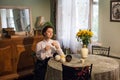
[110,1,120,22]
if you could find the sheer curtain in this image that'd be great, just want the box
[56,0,90,53]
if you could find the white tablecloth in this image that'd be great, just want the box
[45,54,119,80]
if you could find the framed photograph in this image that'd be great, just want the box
[110,1,120,22]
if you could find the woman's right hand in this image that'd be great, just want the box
[45,45,51,51]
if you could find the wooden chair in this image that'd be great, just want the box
[92,45,110,57]
[62,64,93,80]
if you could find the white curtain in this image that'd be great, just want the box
[56,0,90,53]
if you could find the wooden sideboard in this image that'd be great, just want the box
[0,36,43,80]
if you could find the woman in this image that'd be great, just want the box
[33,25,64,80]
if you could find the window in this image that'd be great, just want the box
[55,0,99,53]
[92,0,99,42]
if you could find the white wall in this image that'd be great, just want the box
[99,0,120,57]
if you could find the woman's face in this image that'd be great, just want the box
[44,28,53,39]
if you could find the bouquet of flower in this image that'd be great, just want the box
[76,29,93,47]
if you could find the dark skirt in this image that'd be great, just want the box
[33,58,50,80]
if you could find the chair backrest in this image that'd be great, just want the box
[92,45,110,57]
[62,64,93,80]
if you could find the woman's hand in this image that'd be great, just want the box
[45,45,51,51]
[52,41,59,49]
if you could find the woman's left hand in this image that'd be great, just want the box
[52,41,59,49]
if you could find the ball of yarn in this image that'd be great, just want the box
[60,57,66,63]
[55,55,61,61]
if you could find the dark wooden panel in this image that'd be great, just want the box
[0,36,43,79]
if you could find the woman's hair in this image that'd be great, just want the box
[42,25,54,36]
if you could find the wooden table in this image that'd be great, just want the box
[45,54,119,80]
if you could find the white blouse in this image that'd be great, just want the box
[36,39,64,60]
